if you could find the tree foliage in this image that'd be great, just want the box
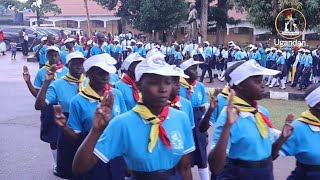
[94,0,188,32]
[233,0,320,33]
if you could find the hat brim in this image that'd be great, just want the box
[99,65,117,74]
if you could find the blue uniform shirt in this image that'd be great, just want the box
[204,47,213,59]
[212,105,274,161]
[45,78,80,113]
[138,47,146,58]
[90,44,110,56]
[108,44,115,53]
[33,44,40,53]
[180,81,207,108]
[300,54,306,65]
[75,45,85,55]
[113,45,122,54]
[59,50,70,65]
[67,88,127,133]
[249,52,262,61]
[175,52,183,60]
[179,97,195,129]
[235,51,243,61]
[304,55,313,68]
[33,67,69,89]
[110,74,119,85]
[93,108,195,171]
[39,45,50,65]
[133,46,139,53]
[209,94,228,126]
[276,56,285,65]
[280,121,320,165]
[114,81,137,110]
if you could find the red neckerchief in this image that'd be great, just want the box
[121,74,140,102]
[168,96,181,110]
[56,61,64,70]
[253,101,273,128]
[105,84,111,91]
[158,106,171,150]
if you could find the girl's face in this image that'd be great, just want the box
[138,74,173,108]
[238,75,265,100]
[68,59,84,78]
[185,65,198,80]
[47,51,60,65]
[87,67,110,89]
[170,77,180,99]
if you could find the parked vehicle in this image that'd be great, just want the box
[0,26,43,51]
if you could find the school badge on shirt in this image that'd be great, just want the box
[170,131,184,151]
[197,93,203,103]
[113,105,121,115]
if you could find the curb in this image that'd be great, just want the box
[205,88,304,101]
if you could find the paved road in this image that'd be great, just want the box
[0,52,295,180]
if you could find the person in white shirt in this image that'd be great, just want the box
[121,36,131,59]
[219,46,229,81]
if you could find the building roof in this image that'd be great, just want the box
[25,0,116,17]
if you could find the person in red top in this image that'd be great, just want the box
[0,30,6,55]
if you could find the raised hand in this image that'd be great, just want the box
[22,65,31,82]
[92,91,114,131]
[226,89,240,126]
[53,105,67,128]
[281,113,294,139]
[45,64,57,81]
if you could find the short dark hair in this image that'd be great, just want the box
[304,83,320,99]
[225,61,246,84]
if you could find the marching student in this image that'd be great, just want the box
[312,50,320,83]
[90,33,110,56]
[277,84,320,179]
[54,53,127,179]
[23,46,68,176]
[137,42,146,58]
[127,46,134,56]
[111,38,122,74]
[172,44,183,65]
[60,38,76,65]
[269,50,287,89]
[115,53,144,110]
[39,34,56,69]
[234,46,243,61]
[33,36,48,63]
[34,51,85,179]
[208,60,294,180]
[168,68,195,129]
[200,41,213,83]
[218,46,229,82]
[265,47,278,86]
[291,49,306,88]
[299,50,313,90]
[179,59,210,180]
[249,47,262,64]
[70,51,195,180]
[162,42,172,62]
[215,45,222,79]
[259,44,267,67]
[131,39,138,53]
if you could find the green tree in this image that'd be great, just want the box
[0,0,61,26]
[94,0,188,36]
[233,0,320,34]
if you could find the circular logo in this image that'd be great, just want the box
[275,8,306,40]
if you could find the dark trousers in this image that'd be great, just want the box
[200,59,213,82]
[22,41,28,55]
[300,71,311,89]
[293,65,304,85]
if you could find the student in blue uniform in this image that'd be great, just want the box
[112,38,122,72]
[39,34,56,69]
[249,47,262,64]
[171,44,183,65]
[53,53,127,180]
[168,69,195,129]
[34,51,85,179]
[234,46,243,61]
[218,46,229,82]
[259,45,267,67]
[179,58,209,180]
[265,48,278,86]
[208,60,294,180]
[33,36,47,63]
[137,42,146,58]
[90,33,110,56]
[115,53,144,110]
[277,84,320,180]
[131,39,138,53]
[23,45,68,176]
[269,50,287,90]
[60,38,77,65]
[291,49,306,88]
[299,49,313,90]
[200,41,213,83]
[71,51,195,180]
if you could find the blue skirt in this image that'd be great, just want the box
[217,160,274,180]
[191,108,207,167]
[287,165,320,180]
[112,53,122,70]
[40,104,58,144]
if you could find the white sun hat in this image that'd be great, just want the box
[123,53,145,71]
[66,51,85,64]
[46,46,60,54]
[83,53,116,74]
[204,41,210,46]
[179,58,204,71]
[126,46,133,50]
[41,36,47,42]
[135,52,189,81]
[229,59,280,86]
[276,50,283,54]
[137,41,143,45]
[305,86,320,107]
[64,38,75,44]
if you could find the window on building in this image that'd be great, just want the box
[91,20,104,28]
[233,27,252,34]
[208,27,217,34]
[305,33,320,41]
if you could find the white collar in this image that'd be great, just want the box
[141,116,170,124]
[309,125,320,132]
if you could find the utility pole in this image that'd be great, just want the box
[84,0,92,37]
[200,0,208,42]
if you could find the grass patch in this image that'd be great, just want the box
[259,99,307,129]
